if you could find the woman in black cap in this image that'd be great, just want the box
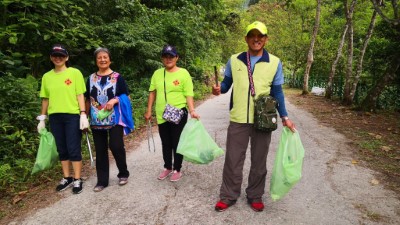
[37,44,88,194]
[144,44,200,182]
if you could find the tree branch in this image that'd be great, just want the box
[371,0,400,26]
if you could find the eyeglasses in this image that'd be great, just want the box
[246,33,267,39]
[51,54,67,58]
[162,54,176,59]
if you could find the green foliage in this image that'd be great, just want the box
[193,80,211,100]
[0,74,40,195]
[0,0,100,78]
[128,78,152,128]
[0,164,12,188]
[82,0,227,83]
[0,51,30,76]
[249,0,399,110]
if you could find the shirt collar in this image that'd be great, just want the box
[237,49,270,65]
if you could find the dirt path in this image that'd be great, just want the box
[8,92,400,225]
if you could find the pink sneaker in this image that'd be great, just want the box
[170,170,182,182]
[158,169,172,180]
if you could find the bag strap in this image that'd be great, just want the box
[246,52,256,97]
[163,69,168,103]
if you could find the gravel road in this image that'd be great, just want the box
[9,92,400,225]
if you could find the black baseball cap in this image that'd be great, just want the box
[161,45,178,57]
[50,44,68,56]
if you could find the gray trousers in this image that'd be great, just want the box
[219,122,272,202]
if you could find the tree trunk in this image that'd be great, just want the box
[326,0,357,99]
[360,0,400,111]
[361,54,400,111]
[348,4,379,102]
[325,23,349,99]
[342,0,356,105]
[302,0,322,95]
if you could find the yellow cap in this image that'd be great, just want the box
[246,21,268,36]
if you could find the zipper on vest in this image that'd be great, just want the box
[247,87,250,123]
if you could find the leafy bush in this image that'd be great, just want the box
[128,78,152,128]
[193,80,211,100]
[0,74,41,195]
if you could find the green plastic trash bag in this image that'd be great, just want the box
[177,119,224,164]
[31,128,59,174]
[270,127,305,201]
[97,108,113,120]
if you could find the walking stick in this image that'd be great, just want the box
[214,66,219,86]
[85,132,95,167]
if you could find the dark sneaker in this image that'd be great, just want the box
[56,177,73,192]
[72,179,83,194]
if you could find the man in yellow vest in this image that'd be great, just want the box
[212,21,296,212]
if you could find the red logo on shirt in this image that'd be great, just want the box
[173,79,180,86]
[65,79,72,85]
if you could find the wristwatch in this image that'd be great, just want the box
[281,116,289,122]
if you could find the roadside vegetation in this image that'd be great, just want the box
[1,0,398,221]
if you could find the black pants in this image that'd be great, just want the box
[92,125,129,187]
[158,110,188,172]
[49,113,82,161]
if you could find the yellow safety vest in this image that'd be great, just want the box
[230,51,280,123]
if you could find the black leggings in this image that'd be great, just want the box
[158,109,188,172]
[92,125,129,187]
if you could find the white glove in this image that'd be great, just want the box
[36,115,47,133]
[37,120,45,133]
[80,114,89,130]
[36,115,47,121]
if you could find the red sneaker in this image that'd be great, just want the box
[247,198,264,212]
[157,169,172,180]
[170,170,182,182]
[248,200,264,212]
[215,200,236,212]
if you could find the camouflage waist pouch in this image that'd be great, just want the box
[254,94,278,132]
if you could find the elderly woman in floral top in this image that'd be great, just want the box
[85,47,133,192]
